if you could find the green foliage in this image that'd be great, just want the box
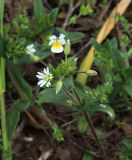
[0,0,5,34]
[84,103,115,120]
[60,0,70,5]
[82,152,93,160]
[115,14,129,31]
[37,88,70,107]
[70,15,78,24]
[7,62,33,101]
[1,1,131,159]
[51,123,64,142]
[69,4,93,25]
[79,4,94,16]
[75,82,115,119]
[12,14,31,36]
[77,116,88,134]
[5,37,27,62]
[92,38,132,109]
[6,102,30,141]
[33,0,45,22]
[120,35,130,49]
[49,57,77,79]
[119,139,132,160]
[95,128,107,140]
[57,27,85,41]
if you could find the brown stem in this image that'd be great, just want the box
[63,0,80,29]
[83,112,109,160]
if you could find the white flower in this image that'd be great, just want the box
[26,44,36,55]
[36,67,53,87]
[49,34,66,53]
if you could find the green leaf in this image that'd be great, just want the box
[123,79,132,97]
[69,15,78,24]
[84,104,115,120]
[0,0,5,31]
[110,48,125,69]
[64,76,74,89]
[7,62,32,101]
[82,152,93,160]
[51,123,64,142]
[42,8,58,29]
[122,139,132,151]
[6,102,30,141]
[124,67,132,79]
[33,0,45,22]
[77,116,88,134]
[49,8,59,25]
[79,4,94,16]
[122,139,132,158]
[51,57,77,79]
[92,39,102,51]
[33,8,58,36]
[95,128,107,140]
[57,27,85,41]
[37,88,69,107]
[67,31,85,41]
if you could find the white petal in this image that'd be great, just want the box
[49,39,56,46]
[43,68,46,73]
[49,35,57,40]
[44,68,49,74]
[50,74,53,79]
[37,80,43,85]
[59,34,65,39]
[36,74,43,79]
[46,67,49,74]
[46,82,51,87]
[59,39,65,45]
[38,80,46,87]
[31,48,36,53]
[40,82,45,87]
[37,72,44,76]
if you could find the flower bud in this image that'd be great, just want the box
[64,39,70,56]
[87,70,97,76]
[55,80,63,94]
[31,55,40,62]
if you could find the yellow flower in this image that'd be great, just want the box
[49,34,66,53]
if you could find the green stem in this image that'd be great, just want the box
[65,54,67,62]
[0,59,9,159]
[0,92,8,150]
[0,0,10,159]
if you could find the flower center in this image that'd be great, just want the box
[52,40,62,49]
[44,74,52,82]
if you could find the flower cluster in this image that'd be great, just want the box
[36,32,71,94]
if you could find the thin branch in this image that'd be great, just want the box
[83,112,109,160]
[63,0,80,29]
